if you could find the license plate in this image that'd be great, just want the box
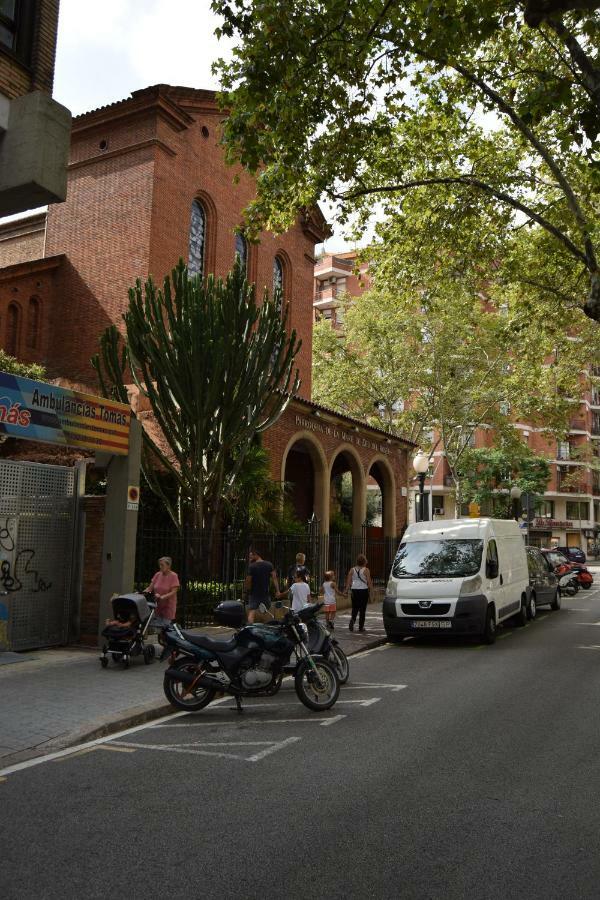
[411,620,452,629]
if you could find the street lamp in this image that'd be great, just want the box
[413,450,430,522]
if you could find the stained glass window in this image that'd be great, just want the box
[188,200,206,277]
[235,232,248,273]
[273,255,284,317]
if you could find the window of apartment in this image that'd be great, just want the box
[535,499,554,519]
[557,441,570,460]
[5,302,19,356]
[188,199,206,278]
[235,232,248,273]
[566,500,589,520]
[593,412,600,436]
[432,495,445,515]
[0,0,35,63]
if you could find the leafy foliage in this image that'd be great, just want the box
[456,444,551,518]
[92,259,301,534]
[0,350,46,380]
[213,0,600,319]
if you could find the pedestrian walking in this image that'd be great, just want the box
[344,554,373,633]
[145,556,180,626]
[321,570,342,630]
[287,552,310,587]
[245,548,280,623]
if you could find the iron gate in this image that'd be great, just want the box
[0,460,78,651]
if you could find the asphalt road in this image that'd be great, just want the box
[3,586,600,900]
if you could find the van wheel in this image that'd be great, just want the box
[526,593,537,621]
[550,587,561,611]
[515,597,528,627]
[483,606,497,644]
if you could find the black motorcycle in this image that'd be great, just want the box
[263,601,349,690]
[162,601,340,713]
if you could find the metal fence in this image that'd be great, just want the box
[135,521,401,628]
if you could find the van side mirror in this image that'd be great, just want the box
[486,560,499,580]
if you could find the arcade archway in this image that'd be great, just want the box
[329,445,366,536]
[281,432,328,526]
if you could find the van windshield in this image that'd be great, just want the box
[392,539,484,578]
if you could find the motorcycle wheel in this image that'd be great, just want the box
[582,583,591,590]
[295,658,340,711]
[163,660,216,711]
[329,646,349,685]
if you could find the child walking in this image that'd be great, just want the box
[321,570,341,630]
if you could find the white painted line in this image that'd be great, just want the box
[149,715,347,728]
[576,645,600,650]
[351,644,391,659]
[248,736,302,762]
[336,697,381,707]
[345,682,407,692]
[0,696,234,777]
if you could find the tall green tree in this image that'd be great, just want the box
[92,260,301,537]
[213,0,600,320]
[456,443,551,518]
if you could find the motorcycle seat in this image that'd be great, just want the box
[182,631,238,653]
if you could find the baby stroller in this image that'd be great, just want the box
[100,592,156,669]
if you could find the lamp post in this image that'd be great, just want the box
[413,450,430,522]
[510,484,522,522]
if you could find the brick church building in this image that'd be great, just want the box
[0,84,411,542]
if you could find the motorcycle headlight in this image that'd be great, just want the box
[297,622,308,640]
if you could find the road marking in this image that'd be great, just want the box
[536,615,549,620]
[97,744,136,753]
[351,644,391,659]
[0,699,234,777]
[110,735,301,763]
[53,747,99,760]
[498,631,514,640]
[576,645,600,650]
[344,682,407,692]
[0,776,6,783]
[149,714,347,728]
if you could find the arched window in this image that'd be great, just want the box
[235,232,248,273]
[188,199,206,277]
[5,303,19,356]
[273,255,284,295]
[27,297,40,349]
[273,255,284,317]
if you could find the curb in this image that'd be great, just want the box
[1,632,388,769]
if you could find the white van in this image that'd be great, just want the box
[383,518,530,644]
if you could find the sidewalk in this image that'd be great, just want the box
[0,602,385,768]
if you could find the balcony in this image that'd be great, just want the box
[569,417,588,432]
[591,391,600,407]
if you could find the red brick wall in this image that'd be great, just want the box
[0,259,59,364]
[41,87,318,392]
[79,495,105,645]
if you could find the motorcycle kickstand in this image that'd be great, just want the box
[235,695,244,714]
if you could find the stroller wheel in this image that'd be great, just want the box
[100,657,108,669]
[143,645,155,665]
[122,655,130,669]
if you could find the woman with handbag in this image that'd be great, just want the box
[344,554,373,632]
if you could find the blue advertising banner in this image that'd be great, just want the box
[0,371,130,455]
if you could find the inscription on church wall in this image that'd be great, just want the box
[295,415,391,455]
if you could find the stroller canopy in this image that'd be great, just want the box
[111,593,152,624]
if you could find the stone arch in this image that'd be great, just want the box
[5,301,21,356]
[328,443,367,535]
[367,453,397,538]
[281,430,329,527]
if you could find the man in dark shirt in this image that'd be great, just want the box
[245,548,280,623]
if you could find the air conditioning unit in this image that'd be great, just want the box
[433,507,444,516]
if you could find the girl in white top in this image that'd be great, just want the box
[321,570,342,630]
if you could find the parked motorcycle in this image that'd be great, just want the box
[558,571,579,597]
[569,565,594,590]
[162,601,340,713]
[262,600,350,691]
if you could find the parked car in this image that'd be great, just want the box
[383,518,530,645]
[556,546,587,565]
[526,547,560,614]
